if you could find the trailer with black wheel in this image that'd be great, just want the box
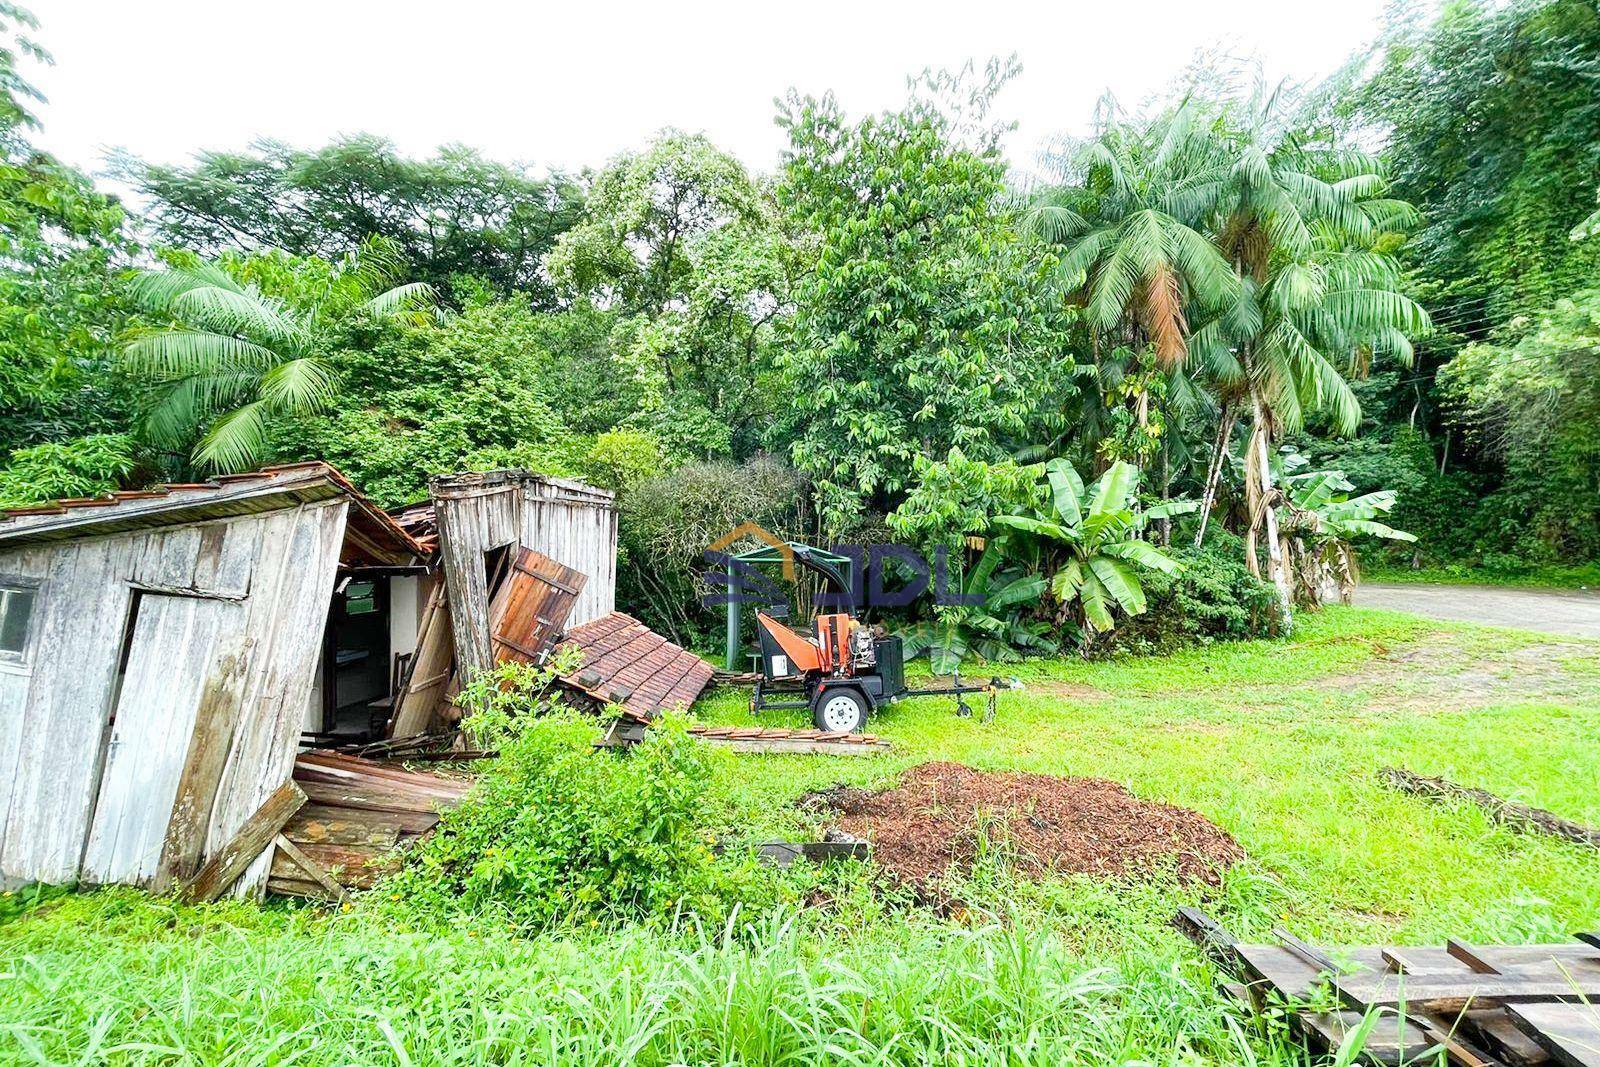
[749,544,1016,734]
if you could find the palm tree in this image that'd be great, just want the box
[1183,83,1429,625]
[123,244,434,472]
[1027,99,1240,367]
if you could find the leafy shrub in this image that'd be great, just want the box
[888,447,1041,553]
[1108,532,1281,653]
[618,454,805,645]
[0,433,136,506]
[385,666,776,930]
[579,429,664,492]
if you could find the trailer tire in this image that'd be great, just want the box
[812,687,869,734]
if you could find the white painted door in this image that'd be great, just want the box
[81,594,238,885]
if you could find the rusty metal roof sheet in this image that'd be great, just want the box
[0,461,424,564]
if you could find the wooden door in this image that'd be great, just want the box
[489,548,587,666]
[81,593,239,886]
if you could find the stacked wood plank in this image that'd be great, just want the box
[1178,908,1600,1066]
[556,611,714,724]
[266,752,470,900]
[688,725,892,755]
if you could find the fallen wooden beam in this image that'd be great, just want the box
[1172,906,1243,962]
[688,725,891,755]
[182,781,307,902]
[1380,766,1600,850]
[272,833,348,903]
[1335,972,1600,1015]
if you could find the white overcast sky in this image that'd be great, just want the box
[31,0,1388,185]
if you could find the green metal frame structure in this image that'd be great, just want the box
[722,541,854,670]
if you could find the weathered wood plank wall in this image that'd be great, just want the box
[434,480,522,680]
[523,477,617,627]
[431,472,617,686]
[0,500,348,895]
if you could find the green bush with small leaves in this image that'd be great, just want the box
[1108,532,1282,653]
[383,665,779,930]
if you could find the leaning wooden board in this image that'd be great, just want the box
[488,548,586,666]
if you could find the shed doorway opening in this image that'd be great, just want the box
[316,569,429,742]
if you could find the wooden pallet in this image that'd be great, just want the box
[1178,908,1600,1066]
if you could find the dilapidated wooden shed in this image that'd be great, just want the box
[0,460,711,899]
[432,470,618,662]
[387,470,620,736]
[0,462,423,893]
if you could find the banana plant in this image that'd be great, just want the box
[994,459,1195,633]
[1279,468,1415,606]
[899,544,1052,673]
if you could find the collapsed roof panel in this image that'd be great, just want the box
[556,611,715,724]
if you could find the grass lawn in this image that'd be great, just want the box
[3,607,1598,1064]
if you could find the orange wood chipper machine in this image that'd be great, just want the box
[753,544,1011,733]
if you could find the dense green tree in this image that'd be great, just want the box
[0,2,137,492]
[1354,0,1600,332]
[1303,0,1600,567]
[775,69,1080,531]
[123,242,436,473]
[546,132,786,458]
[282,295,586,508]
[1436,289,1600,560]
[121,136,582,305]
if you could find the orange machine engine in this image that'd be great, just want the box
[754,610,864,679]
[815,612,853,675]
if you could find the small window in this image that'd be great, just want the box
[0,583,37,662]
[343,580,378,616]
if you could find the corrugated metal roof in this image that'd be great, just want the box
[0,461,424,564]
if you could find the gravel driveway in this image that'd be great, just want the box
[1352,582,1600,638]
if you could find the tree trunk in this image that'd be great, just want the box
[1246,390,1293,633]
[1194,398,1235,549]
[1157,430,1172,547]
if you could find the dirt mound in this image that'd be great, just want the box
[803,762,1242,889]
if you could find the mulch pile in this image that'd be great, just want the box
[802,761,1243,890]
